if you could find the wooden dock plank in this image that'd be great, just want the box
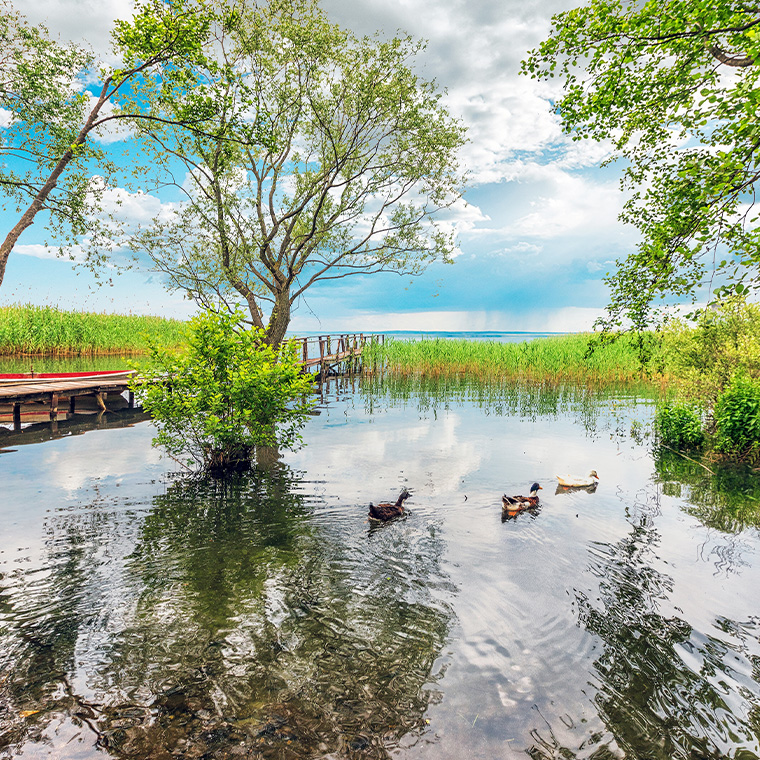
[1,333,382,411]
[0,377,134,403]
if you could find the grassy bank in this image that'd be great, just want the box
[365,333,658,383]
[0,303,187,356]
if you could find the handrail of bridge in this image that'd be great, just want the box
[287,333,384,368]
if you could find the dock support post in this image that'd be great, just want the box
[50,393,59,421]
[128,390,134,408]
[69,396,76,414]
[12,403,20,431]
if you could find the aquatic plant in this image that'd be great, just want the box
[134,309,315,474]
[363,333,650,382]
[0,303,186,355]
[657,297,760,406]
[653,401,704,450]
[714,375,760,462]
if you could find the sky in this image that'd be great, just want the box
[1,0,637,333]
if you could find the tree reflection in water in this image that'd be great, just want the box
[563,506,760,760]
[655,449,760,535]
[0,462,453,759]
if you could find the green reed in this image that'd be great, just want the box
[364,334,657,383]
[0,303,187,356]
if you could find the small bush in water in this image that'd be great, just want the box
[134,310,315,474]
[715,375,760,457]
[654,401,704,450]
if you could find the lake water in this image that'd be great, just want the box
[2,374,760,759]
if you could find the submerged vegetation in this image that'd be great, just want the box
[7,298,760,466]
[0,303,186,355]
[366,298,760,466]
[134,310,315,475]
[650,298,760,463]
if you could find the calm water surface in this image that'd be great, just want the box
[1,375,760,759]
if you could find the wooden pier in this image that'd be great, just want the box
[0,372,136,431]
[291,333,383,378]
[0,334,383,432]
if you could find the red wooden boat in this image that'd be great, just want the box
[0,370,135,385]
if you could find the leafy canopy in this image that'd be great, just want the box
[523,1,760,330]
[0,0,215,288]
[122,0,466,346]
[134,309,315,474]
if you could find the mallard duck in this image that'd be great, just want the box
[556,470,599,488]
[369,488,411,521]
[502,483,542,513]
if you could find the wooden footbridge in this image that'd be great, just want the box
[0,333,383,431]
[294,333,383,377]
[0,371,137,431]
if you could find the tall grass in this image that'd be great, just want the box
[364,333,657,383]
[0,303,187,356]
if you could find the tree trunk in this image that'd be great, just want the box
[264,290,291,347]
[0,144,83,287]
[0,78,113,289]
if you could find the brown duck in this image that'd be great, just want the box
[369,488,411,521]
[502,483,542,514]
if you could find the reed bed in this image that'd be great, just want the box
[365,334,658,383]
[0,303,187,356]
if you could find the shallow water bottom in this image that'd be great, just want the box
[1,377,759,759]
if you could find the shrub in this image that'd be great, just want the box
[714,375,760,457]
[657,297,760,404]
[654,401,704,450]
[134,310,315,474]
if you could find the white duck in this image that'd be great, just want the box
[556,470,599,488]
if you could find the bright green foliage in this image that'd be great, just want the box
[715,375,760,457]
[656,297,760,404]
[654,402,704,450]
[134,310,315,474]
[0,0,215,289]
[365,333,648,381]
[523,2,760,330]
[124,0,466,347]
[0,303,186,355]
[655,448,760,531]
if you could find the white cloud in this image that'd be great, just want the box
[9,0,134,53]
[321,0,593,185]
[289,307,603,333]
[498,241,543,256]
[498,168,627,240]
[89,97,134,144]
[14,243,86,262]
[91,180,178,229]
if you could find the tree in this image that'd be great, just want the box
[134,309,315,474]
[0,0,213,288]
[126,0,466,346]
[523,1,760,331]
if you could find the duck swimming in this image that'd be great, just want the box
[556,470,599,488]
[369,488,411,521]
[502,483,542,513]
